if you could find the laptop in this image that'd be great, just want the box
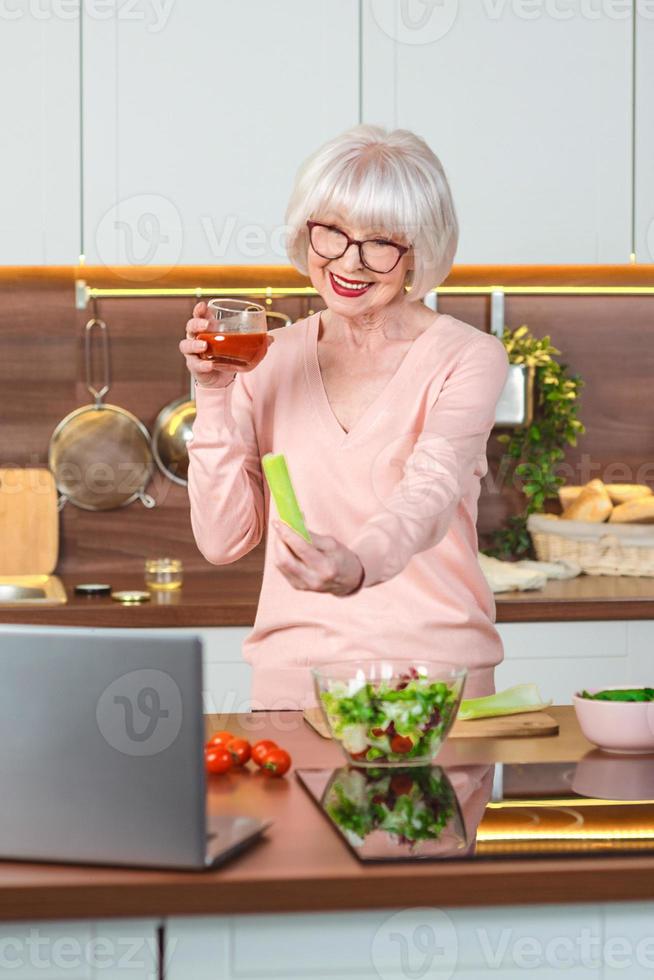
[0,629,269,869]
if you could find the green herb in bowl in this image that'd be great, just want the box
[579,688,654,703]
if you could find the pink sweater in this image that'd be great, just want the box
[188,311,509,709]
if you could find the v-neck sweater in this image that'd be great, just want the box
[188,311,510,710]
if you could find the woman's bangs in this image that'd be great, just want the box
[312,158,417,243]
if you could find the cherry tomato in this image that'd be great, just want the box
[390,773,414,796]
[205,747,232,774]
[226,737,251,767]
[206,730,234,750]
[371,727,386,738]
[251,740,278,767]
[350,750,368,762]
[262,748,291,777]
[390,735,413,754]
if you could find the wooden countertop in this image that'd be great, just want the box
[0,707,652,922]
[2,571,654,628]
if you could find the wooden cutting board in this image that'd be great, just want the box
[303,707,559,740]
[451,711,559,738]
[0,469,59,575]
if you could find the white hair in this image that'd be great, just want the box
[285,124,458,301]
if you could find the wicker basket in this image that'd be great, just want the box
[527,513,654,577]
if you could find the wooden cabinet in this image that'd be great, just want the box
[0,17,79,264]
[82,0,359,267]
[362,0,633,264]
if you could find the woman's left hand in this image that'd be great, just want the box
[273,520,364,596]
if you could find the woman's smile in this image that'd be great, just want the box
[328,270,375,298]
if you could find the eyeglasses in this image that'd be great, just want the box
[306,220,410,274]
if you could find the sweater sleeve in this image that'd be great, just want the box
[349,334,509,588]
[187,377,265,565]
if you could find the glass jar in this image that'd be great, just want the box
[144,557,183,592]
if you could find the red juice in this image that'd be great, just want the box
[197,330,267,369]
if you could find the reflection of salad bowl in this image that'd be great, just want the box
[322,766,467,857]
[573,686,654,755]
[312,660,467,767]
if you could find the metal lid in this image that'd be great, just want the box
[110,590,151,604]
[74,583,112,596]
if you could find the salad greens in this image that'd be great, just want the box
[319,668,459,765]
[458,683,550,721]
[324,766,456,847]
[579,687,654,703]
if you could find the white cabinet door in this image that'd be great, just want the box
[363,1,632,264]
[0,920,158,980]
[0,14,79,263]
[82,1,359,268]
[636,10,654,262]
[165,905,629,979]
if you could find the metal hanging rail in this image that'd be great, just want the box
[75,279,654,309]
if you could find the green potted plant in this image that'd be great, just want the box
[484,325,585,561]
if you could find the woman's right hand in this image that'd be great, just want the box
[180,301,274,389]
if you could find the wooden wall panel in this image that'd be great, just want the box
[1,268,653,573]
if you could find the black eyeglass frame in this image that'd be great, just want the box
[306,220,411,274]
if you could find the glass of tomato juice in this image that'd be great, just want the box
[198,298,268,370]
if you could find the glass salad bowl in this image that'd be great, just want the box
[312,660,467,767]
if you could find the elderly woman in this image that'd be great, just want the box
[181,125,509,710]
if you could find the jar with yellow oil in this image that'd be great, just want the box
[144,557,184,592]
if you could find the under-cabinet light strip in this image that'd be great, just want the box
[486,798,654,809]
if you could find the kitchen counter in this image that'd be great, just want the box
[2,571,654,627]
[0,706,652,923]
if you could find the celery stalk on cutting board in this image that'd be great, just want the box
[458,683,551,721]
[262,453,312,543]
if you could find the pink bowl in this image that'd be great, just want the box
[573,686,654,754]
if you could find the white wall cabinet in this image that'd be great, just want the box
[0,16,79,264]
[81,0,359,268]
[1,4,642,267]
[362,0,633,264]
[635,12,654,262]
